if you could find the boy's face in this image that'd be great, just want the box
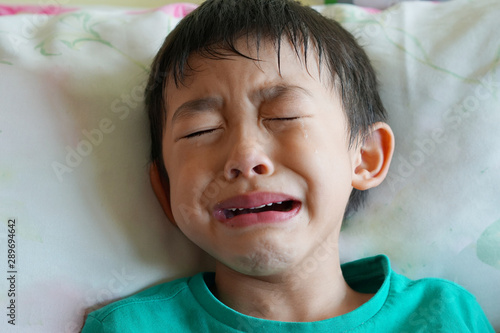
[161,39,360,276]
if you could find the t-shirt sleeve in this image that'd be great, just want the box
[389,273,495,332]
[435,280,495,332]
[463,295,495,332]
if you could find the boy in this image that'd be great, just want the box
[82,0,494,331]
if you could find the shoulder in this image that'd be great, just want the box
[81,274,199,332]
[93,275,190,318]
[386,271,494,332]
[390,271,476,307]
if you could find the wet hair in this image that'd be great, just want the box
[145,0,387,218]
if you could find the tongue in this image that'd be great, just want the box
[224,201,294,219]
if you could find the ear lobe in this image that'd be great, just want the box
[150,163,177,227]
[352,122,395,191]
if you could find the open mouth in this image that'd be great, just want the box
[223,200,297,219]
[213,193,302,225]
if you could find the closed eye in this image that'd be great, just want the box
[183,128,218,139]
[267,117,300,121]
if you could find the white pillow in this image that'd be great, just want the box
[0,1,498,331]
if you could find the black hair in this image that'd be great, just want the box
[145,0,387,218]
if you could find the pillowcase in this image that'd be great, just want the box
[0,0,498,330]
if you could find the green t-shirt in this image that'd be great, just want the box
[82,255,494,332]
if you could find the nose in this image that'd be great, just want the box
[223,132,275,181]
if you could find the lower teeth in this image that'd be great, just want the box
[224,201,294,219]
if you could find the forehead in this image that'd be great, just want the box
[164,37,331,112]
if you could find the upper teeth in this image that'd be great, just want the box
[227,202,283,212]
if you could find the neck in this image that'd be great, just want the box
[212,252,371,322]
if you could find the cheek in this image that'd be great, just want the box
[280,122,351,175]
[168,160,224,227]
[284,125,353,216]
[167,163,203,221]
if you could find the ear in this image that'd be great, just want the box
[352,122,395,191]
[149,163,177,227]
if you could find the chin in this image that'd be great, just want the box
[229,243,298,277]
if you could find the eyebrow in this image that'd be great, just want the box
[257,84,312,103]
[170,84,312,125]
[170,96,223,125]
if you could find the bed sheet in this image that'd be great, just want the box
[0,0,499,331]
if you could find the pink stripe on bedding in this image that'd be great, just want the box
[157,3,197,17]
[127,3,198,17]
[362,8,381,14]
[0,3,197,17]
[0,5,77,16]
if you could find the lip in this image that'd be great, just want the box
[213,192,301,227]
